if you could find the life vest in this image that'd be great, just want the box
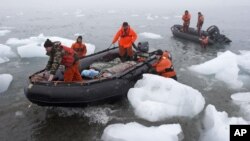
[71,42,87,58]
[182,14,191,23]
[61,45,76,67]
[112,26,138,48]
[153,56,176,78]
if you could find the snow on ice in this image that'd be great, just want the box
[0,74,13,93]
[139,32,163,39]
[101,122,183,141]
[128,74,205,122]
[6,34,95,58]
[200,104,249,141]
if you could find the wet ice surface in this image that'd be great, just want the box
[0,44,16,64]
[101,122,183,141]
[189,51,250,89]
[0,74,13,93]
[128,74,205,122]
[231,92,250,120]
[199,104,249,141]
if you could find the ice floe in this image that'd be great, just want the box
[0,74,13,93]
[231,92,250,120]
[189,51,250,89]
[128,74,205,122]
[6,34,95,58]
[139,32,163,39]
[0,44,16,64]
[101,122,183,141]
[200,104,249,141]
[0,30,11,36]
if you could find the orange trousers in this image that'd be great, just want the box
[64,62,83,82]
[119,46,133,57]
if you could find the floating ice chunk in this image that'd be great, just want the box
[18,43,46,58]
[174,15,182,18]
[128,74,205,122]
[189,51,243,89]
[131,14,139,17]
[237,50,250,74]
[76,14,85,17]
[0,30,11,36]
[200,104,249,141]
[0,74,13,93]
[146,14,154,20]
[139,32,163,39]
[231,92,250,102]
[0,57,9,64]
[6,34,95,58]
[0,44,16,63]
[231,92,250,120]
[162,16,169,20]
[101,122,183,141]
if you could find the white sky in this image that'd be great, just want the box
[1,0,250,9]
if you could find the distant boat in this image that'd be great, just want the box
[24,46,157,107]
[171,24,232,45]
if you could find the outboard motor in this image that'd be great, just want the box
[137,41,149,53]
[206,25,232,43]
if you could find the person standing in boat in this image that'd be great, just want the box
[182,10,191,32]
[71,36,87,59]
[43,39,83,82]
[197,12,204,36]
[112,22,137,61]
[151,50,177,80]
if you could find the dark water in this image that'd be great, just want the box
[1,4,250,141]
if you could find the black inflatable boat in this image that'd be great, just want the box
[171,24,231,44]
[24,46,157,107]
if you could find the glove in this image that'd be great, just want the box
[48,74,54,81]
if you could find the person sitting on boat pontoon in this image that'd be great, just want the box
[182,10,191,32]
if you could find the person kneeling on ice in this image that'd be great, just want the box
[43,39,83,82]
[200,35,209,48]
[150,49,177,80]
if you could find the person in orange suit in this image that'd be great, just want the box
[44,39,83,82]
[200,35,209,48]
[182,10,191,32]
[71,36,87,59]
[112,22,137,61]
[197,12,204,36]
[151,49,177,80]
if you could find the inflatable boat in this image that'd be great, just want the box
[171,24,232,44]
[24,45,157,107]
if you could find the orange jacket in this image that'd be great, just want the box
[152,56,176,78]
[71,42,87,58]
[198,15,204,24]
[61,46,76,67]
[182,13,191,23]
[112,26,137,48]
